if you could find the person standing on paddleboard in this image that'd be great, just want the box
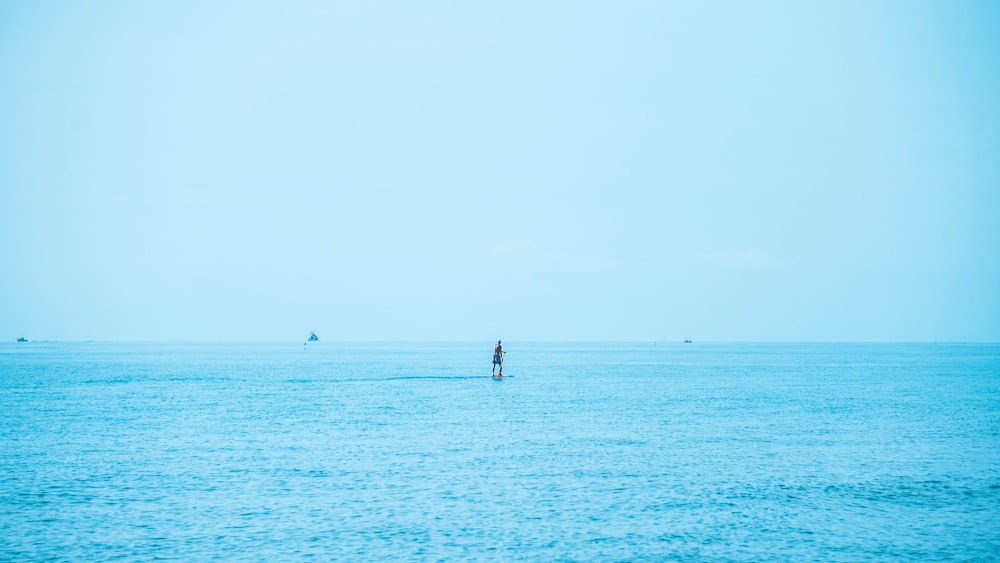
[493,340,504,376]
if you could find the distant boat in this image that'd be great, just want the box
[308,332,319,342]
[16,337,27,342]
[684,340,692,343]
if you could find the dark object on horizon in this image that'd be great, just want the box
[684,340,692,343]
[16,337,27,342]
[308,332,319,342]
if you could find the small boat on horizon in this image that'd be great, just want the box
[308,332,319,342]
[16,337,27,342]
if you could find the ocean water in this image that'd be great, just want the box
[1,341,998,561]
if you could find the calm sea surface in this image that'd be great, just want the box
[1,342,998,561]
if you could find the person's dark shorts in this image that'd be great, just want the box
[493,353,501,365]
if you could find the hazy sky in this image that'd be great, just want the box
[1,1,998,342]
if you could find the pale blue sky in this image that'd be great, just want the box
[1,1,998,342]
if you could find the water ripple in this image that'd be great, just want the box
[0,342,998,560]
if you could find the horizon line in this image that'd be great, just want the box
[5,339,999,345]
